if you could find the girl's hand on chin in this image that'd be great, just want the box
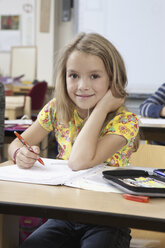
[97,89,125,114]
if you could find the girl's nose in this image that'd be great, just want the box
[78,78,90,90]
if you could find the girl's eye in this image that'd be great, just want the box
[69,73,78,79]
[91,74,100,79]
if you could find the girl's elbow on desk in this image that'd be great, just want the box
[68,158,94,171]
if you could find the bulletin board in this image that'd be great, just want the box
[0,0,35,52]
[75,0,165,94]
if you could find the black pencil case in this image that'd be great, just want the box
[102,169,165,197]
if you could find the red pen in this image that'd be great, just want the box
[14,131,45,166]
[123,194,149,203]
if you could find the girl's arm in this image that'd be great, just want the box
[68,90,126,170]
[8,120,49,169]
[160,106,165,117]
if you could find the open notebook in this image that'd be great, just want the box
[0,159,121,193]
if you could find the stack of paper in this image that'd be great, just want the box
[5,119,32,126]
[5,119,32,131]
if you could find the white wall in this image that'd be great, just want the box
[36,0,74,85]
[0,53,10,76]
[76,0,165,94]
[35,0,55,84]
[0,0,35,76]
[54,1,75,51]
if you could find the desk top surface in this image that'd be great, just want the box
[0,179,164,217]
[139,117,165,128]
[0,161,165,231]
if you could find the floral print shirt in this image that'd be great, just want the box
[38,98,139,167]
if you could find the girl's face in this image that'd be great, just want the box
[66,51,110,118]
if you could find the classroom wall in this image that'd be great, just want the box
[76,0,165,94]
[36,0,74,84]
[0,0,74,85]
[0,53,10,76]
[0,0,36,76]
[35,0,74,85]
[35,0,55,84]
[1,0,165,91]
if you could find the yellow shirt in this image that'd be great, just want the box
[38,98,139,167]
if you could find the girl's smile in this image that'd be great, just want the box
[75,93,95,98]
[66,51,110,118]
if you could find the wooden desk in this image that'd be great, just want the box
[12,83,55,105]
[0,161,165,247]
[5,96,31,120]
[139,118,165,142]
[5,106,24,120]
[12,84,32,94]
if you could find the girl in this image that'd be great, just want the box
[9,33,139,248]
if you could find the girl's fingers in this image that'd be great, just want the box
[31,146,40,155]
[20,146,39,159]
[16,146,39,169]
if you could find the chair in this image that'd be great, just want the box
[27,81,48,120]
[130,143,165,248]
[130,143,165,168]
[0,82,5,162]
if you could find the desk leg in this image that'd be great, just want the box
[0,214,19,248]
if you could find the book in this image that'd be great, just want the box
[0,158,121,193]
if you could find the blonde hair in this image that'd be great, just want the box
[55,32,128,124]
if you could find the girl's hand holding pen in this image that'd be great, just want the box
[15,145,41,169]
[14,131,44,168]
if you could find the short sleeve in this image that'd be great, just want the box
[102,111,139,143]
[38,98,57,132]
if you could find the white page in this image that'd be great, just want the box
[70,165,155,193]
[0,159,152,193]
[66,166,122,193]
[0,158,122,193]
[0,159,105,186]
